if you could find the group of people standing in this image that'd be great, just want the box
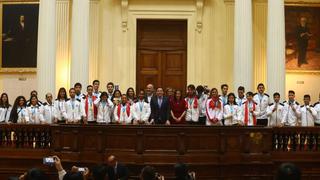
[0,80,320,127]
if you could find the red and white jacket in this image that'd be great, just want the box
[206,98,223,126]
[113,103,133,124]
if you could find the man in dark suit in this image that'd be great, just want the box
[145,84,155,103]
[107,155,129,180]
[150,87,171,125]
[296,17,312,67]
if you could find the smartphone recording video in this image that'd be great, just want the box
[43,157,54,166]
[78,167,85,172]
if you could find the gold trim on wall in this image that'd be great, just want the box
[0,1,39,73]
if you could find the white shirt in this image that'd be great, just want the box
[93,91,101,99]
[205,99,223,126]
[75,93,85,101]
[241,101,260,126]
[198,93,208,117]
[27,105,42,124]
[0,106,12,123]
[236,96,247,107]
[300,105,317,127]
[219,95,228,106]
[281,101,301,126]
[40,102,55,124]
[16,107,29,123]
[147,95,153,103]
[54,99,67,121]
[266,102,284,127]
[94,98,114,123]
[253,93,270,119]
[185,97,200,122]
[113,104,133,124]
[65,98,85,123]
[314,102,320,125]
[223,104,242,125]
[132,100,151,122]
[107,92,113,101]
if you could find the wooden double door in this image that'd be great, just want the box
[136,19,187,94]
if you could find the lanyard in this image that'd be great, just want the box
[139,102,143,112]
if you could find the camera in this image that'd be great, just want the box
[43,157,54,166]
[78,167,86,172]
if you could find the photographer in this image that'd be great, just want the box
[11,168,46,180]
[140,166,164,180]
[174,163,195,180]
[52,155,89,180]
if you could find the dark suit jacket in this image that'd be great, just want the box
[107,163,129,180]
[150,96,170,124]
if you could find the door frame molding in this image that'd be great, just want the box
[123,8,199,88]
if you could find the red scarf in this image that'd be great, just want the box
[209,97,221,109]
[186,96,198,109]
[85,95,97,118]
[244,101,256,125]
[117,103,130,118]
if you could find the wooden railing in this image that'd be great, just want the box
[1,124,320,179]
[0,124,51,149]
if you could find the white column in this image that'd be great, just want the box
[70,0,90,87]
[37,0,57,100]
[56,0,71,91]
[89,0,100,83]
[267,0,285,97]
[234,0,253,91]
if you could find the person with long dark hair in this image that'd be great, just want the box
[26,95,42,124]
[94,91,114,124]
[206,88,223,126]
[223,93,242,126]
[126,87,137,105]
[9,96,28,123]
[0,93,12,123]
[170,90,187,124]
[111,90,122,106]
[54,87,68,123]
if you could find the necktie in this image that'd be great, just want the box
[158,97,162,107]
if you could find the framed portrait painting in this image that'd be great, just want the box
[0,2,39,72]
[285,3,320,72]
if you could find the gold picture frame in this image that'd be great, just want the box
[0,0,39,73]
[285,1,320,73]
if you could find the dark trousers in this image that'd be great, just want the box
[187,121,200,125]
[257,119,268,126]
[198,117,206,125]
[315,123,320,127]
[298,43,308,65]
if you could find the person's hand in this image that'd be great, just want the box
[165,120,170,125]
[18,172,27,180]
[82,117,88,124]
[177,117,182,122]
[273,105,277,112]
[133,120,138,125]
[53,155,64,172]
[54,118,58,124]
[71,166,78,173]
[83,167,90,180]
